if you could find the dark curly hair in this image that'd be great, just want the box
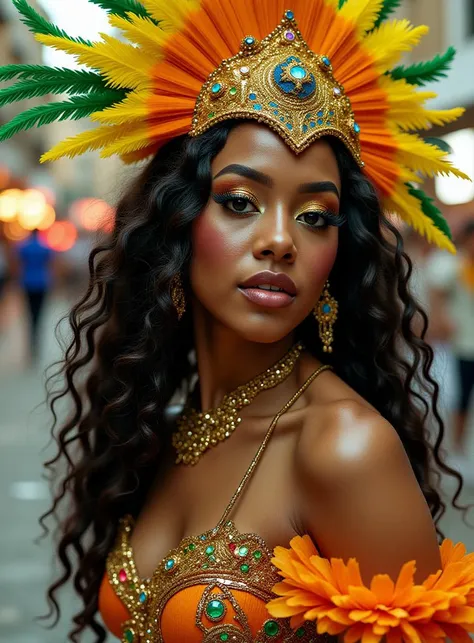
[40,121,468,642]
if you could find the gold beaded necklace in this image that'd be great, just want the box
[172,343,304,465]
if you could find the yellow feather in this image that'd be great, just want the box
[91,90,152,125]
[384,186,456,253]
[363,20,429,73]
[394,131,471,180]
[141,0,200,32]
[338,0,385,36]
[423,107,465,128]
[35,33,154,90]
[100,123,153,157]
[108,13,169,56]
[40,123,136,162]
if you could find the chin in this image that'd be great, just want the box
[226,316,298,345]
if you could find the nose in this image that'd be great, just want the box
[252,207,297,264]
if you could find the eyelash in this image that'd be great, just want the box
[212,192,346,230]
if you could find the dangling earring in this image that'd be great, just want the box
[170,273,186,320]
[314,282,338,353]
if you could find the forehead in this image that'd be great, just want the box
[211,122,341,190]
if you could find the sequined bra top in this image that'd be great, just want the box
[99,365,333,643]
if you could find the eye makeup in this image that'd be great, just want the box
[294,201,346,229]
[212,187,262,213]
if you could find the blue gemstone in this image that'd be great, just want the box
[317,110,324,117]
[286,123,293,130]
[285,10,295,20]
[280,116,285,122]
[249,92,257,100]
[253,104,262,111]
[139,592,147,603]
[290,65,307,80]
[245,36,255,45]
[200,535,207,541]
[329,110,334,116]
[322,56,331,66]
[165,558,175,571]
[326,121,332,126]
[323,304,332,314]
[273,109,279,115]
[302,124,308,133]
[269,101,278,108]
[310,121,316,128]
[354,122,361,134]
[211,83,222,94]
[306,112,311,119]
[317,118,323,125]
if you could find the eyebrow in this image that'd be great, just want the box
[299,181,340,199]
[213,164,273,186]
[213,164,340,199]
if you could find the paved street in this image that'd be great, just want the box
[0,287,473,643]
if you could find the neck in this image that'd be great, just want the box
[192,300,296,412]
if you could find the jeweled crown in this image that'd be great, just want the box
[191,10,362,164]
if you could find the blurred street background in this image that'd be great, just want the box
[1,0,474,641]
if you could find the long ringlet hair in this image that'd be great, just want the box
[40,121,469,642]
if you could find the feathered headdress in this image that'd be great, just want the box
[0,0,469,252]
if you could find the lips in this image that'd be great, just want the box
[238,271,297,309]
[239,271,297,296]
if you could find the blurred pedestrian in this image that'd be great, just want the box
[427,220,474,477]
[16,228,55,362]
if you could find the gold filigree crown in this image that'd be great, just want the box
[191,11,362,164]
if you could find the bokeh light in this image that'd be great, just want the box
[43,221,78,252]
[0,189,23,222]
[36,205,56,231]
[18,189,48,230]
[70,197,115,232]
[4,220,31,242]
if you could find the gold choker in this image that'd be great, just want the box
[172,344,304,465]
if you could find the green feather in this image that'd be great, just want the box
[13,0,92,46]
[407,185,453,241]
[372,0,403,30]
[0,92,122,142]
[390,47,456,86]
[424,137,453,155]
[338,0,348,7]
[87,0,157,22]
[0,74,126,107]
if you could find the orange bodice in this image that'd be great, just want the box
[99,516,331,643]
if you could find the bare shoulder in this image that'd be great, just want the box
[292,370,441,583]
[297,375,404,486]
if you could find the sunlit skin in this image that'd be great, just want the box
[130,124,441,612]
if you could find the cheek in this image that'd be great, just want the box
[306,237,338,287]
[192,211,244,270]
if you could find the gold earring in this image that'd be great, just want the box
[170,273,186,320]
[314,282,338,353]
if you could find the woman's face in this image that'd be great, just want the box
[190,123,342,344]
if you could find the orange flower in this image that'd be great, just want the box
[267,536,474,643]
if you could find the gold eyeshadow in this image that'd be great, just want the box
[293,201,336,219]
[212,187,262,211]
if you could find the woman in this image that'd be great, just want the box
[1,1,473,642]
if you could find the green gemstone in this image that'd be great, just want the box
[220,635,229,642]
[124,629,134,643]
[206,599,225,621]
[264,620,280,637]
[183,547,188,554]
[240,564,249,573]
[296,626,306,638]
[208,112,215,119]
[189,543,196,551]
[205,545,215,555]
[229,87,237,95]
[253,550,262,560]
[202,563,209,569]
[238,546,249,557]
[209,554,217,562]
[129,582,135,590]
